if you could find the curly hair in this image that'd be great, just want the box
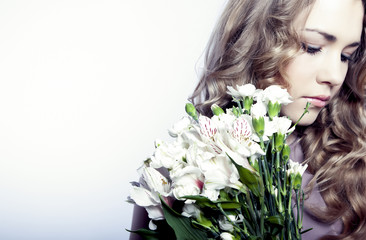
[189,0,366,239]
[300,4,366,238]
[190,0,312,116]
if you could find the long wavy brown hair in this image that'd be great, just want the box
[189,0,366,239]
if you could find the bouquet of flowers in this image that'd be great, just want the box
[128,84,310,240]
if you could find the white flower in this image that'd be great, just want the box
[266,116,293,135]
[251,102,267,119]
[181,203,201,218]
[199,115,217,139]
[151,140,187,169]
[149,220,157,230]
[201,188,220,201]
[129,167,173,220]
[215,133,263,169]
[287,160,308,177]
[227,84,256,98]
[231,116,252,142]
[253,88,264,102]
[262,85,292,105]
[129,186,164,220]
[168,116,192,137]
[219,214,244,232]
[171,166,204,200]
[212,114,236,133]
[219,216,234,232]
[199,155,242,191]
[142,167,171,197]
[209,114,264,168]
[220,232,235,240]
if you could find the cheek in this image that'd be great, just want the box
[284,55,315,96]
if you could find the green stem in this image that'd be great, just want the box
[246,192,260,236]
[289,102,310,134]
[234,98,244,115]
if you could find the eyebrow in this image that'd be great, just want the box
[304,28,360,48]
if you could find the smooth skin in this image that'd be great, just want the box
[282,0,363,126]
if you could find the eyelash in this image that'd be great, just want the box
[301,42,353,63]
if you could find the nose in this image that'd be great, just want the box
[316,53,347,86]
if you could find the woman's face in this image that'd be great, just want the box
[281,0,364,125]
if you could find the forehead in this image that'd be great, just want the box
[294,0,364,42]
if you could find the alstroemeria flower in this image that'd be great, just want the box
[129,167,171,220]
[198,115,224,154]
[150,140,187,169]
[200,155,242,193]
[172,175,204,201]
[231,116,252,142]
[129,186,164,220]
[168,116,192,137]
[170,166,203,197]
[199,115,217,139]
[213,116,263,169]
[201,188,220,201]
[142,166,171,197]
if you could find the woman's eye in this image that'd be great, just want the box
[301,42,321,55]
[341,54,353,63]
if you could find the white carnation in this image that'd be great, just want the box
[251,102,267,119]
[227,84,256,98]
[262,85,292,105]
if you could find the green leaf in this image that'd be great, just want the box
[266,215,284,226]
[126,228,160,240]
[228,155,262,197]
[183,195,241,210]
[160,197,207,240]
[248,236,262,240]
[215,201,241,210]
[182,195,216,208]
[301,228,313,234]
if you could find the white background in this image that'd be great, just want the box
[0,1,226,239]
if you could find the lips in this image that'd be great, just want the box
[304,95,330,108]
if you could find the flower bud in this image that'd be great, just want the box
[268,101,281,120]
[286,160,308,189]
[274,133,285,152]
[211,104,225,116]
[282,144,290,162]
[252,116,265,137]
[293,174,302,190]
[249,156,260,172]
[243,96,253,113]
[185,103,198,121]
[232,107,240,117]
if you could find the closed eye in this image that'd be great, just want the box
[341,54,353,63]
[301,42,321,55]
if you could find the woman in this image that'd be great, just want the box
[131,0,366,239]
